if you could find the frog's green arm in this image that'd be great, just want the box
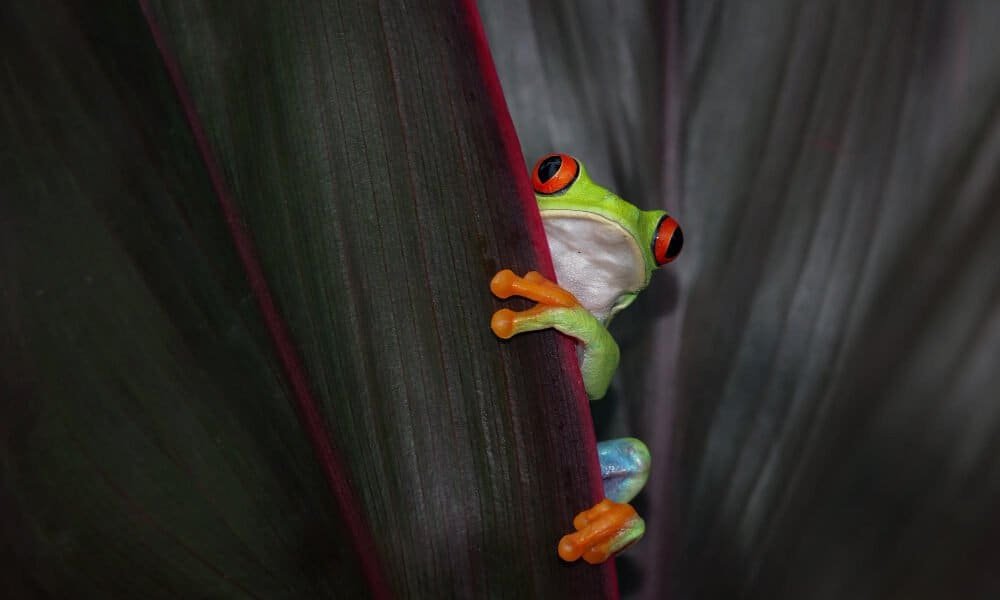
[490,270,619,399]
[543,306,619,400]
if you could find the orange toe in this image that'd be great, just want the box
[490,269,578,307]
[490,269,519,299]
[490,309,517,339]
[523,271,548,285]
[573,497,615,530]
[558,499,641,564]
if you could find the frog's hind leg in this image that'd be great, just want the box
[558,438,650,564]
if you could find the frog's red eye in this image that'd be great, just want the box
[532,153,579,194]
[652,215,683,266]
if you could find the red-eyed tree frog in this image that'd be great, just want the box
[490,153,683,564]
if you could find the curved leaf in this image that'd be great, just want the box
[2,0,616,597]
[2,3,366,596]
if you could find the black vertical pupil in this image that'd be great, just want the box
[666,226,684,259]
[538,156,562,182]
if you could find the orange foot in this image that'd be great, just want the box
[489,269,579,338]
[558,499,645,564]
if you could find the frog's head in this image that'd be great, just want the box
[530,153,683,321]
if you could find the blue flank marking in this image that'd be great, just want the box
[597,438,650,504]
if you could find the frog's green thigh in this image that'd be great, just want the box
[493,303,619,400]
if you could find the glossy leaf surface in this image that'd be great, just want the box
[482,1,1000,598]
[1,1,615,597]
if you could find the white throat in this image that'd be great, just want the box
[542,212,645,323]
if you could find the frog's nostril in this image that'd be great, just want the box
[538,155,562,183]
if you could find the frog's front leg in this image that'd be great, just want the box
[490,269,647,564]
[490,269,619,400]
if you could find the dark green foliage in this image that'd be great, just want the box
[1,1,615,597]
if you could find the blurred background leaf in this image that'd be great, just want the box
[1,0,616,597]
[482,1,1000,598]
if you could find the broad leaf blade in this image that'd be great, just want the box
[676,3,1000,598]
[142,0,615,594]
[3,0,615,597]
[2,2,366,596]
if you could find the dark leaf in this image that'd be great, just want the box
[2,0,616,597]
